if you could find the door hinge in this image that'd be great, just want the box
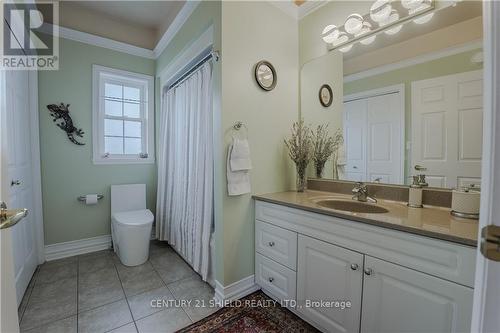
[480,225,500,261]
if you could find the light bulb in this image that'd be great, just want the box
[344,14,364,35]
[409,0,433,24]
[355,23,376,45]
[370,0,392,23]
[322,25,339,44]
[333,32,352,52]
[380,10,402,35]
[339,45,353,53]
[401,0,424,10]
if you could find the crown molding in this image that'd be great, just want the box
[268,0,328,20]
[41,0,201,60]
[268,1,299,20]
[153,0,201,58]
[298,1,328,20]
[56,26,155,59]
[344,39,483,83]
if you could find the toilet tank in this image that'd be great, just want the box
[111,184,147,214]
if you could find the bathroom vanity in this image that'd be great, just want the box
[253,190,478,333]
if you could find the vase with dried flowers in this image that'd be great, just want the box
[284,120,313,192]
[312,125,344,178]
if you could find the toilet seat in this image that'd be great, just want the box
[112,209,154,226]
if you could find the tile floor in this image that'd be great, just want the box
[18,241,218,333]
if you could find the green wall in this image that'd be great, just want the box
[38,37,156,245]
[344,48,483,180]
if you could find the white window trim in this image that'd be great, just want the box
[92,65,155,165]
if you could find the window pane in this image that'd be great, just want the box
[124,121,141,138]
[123,102,140,118]
[104,99,122,116]
[124,86,141,101]
[105,119,123,136]
[124,138,141,154]
[105,136,123,154]
[105,83,122,99]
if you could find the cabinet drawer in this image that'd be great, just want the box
[255,253,296,302]
[256,220,297,270]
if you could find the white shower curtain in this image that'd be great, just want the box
[156,62,213,281]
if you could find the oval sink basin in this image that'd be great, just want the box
[315,199,389,214]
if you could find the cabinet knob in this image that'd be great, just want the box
[350,263,359,271]
[11,180,21,186]
[364,268,373,276]
[268,277,274,283]
[268,241,275,247]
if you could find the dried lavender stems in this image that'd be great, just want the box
[285,121,343,191]
[313,125,343,178]
[284,120,313,192]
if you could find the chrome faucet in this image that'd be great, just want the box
[352,182,377,203]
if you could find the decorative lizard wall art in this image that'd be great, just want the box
[47,103,85,145]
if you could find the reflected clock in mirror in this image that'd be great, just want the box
[255,60,277,91]
[319,84,333,107]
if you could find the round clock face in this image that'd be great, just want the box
[319,84,333,107]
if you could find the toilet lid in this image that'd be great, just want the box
[113,209,154,226]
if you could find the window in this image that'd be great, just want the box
[92,65,154,164]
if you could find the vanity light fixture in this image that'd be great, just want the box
[322,0,439,52]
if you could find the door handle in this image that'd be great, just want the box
[11,179,21,186]
[414,165,427,171]
[480,225,500,261]
[0,201,28,230]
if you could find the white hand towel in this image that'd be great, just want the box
[227,143,251,196]
[230,138,252,171]
[336,145,347,166]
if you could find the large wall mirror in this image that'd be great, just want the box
[301,0,483,189]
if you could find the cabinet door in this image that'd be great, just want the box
[296,235,363,333]
[361,256,473,333]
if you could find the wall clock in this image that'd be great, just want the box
[319,84,333,107]
[255,60,277,91]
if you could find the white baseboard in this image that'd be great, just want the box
[44,235,112,261]
[214,275,260,303]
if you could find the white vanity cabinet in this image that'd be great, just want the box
[360,256,473,333]
[296,235,363,333]
[254,200,476,333]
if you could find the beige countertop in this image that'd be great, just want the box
[253,190,479,247]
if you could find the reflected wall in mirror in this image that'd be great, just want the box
[300,0,483,189]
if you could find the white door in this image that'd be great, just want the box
[344,90,404,184]
[361,256,473,333]
[343,99,366,182]
[411,70,483,188]
[471,2,500,332]
[0,69,21,333]
[3,68,39,304]
[365,93,404,184]
[296,235,363,333]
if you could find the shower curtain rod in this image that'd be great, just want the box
[168,50,219,90]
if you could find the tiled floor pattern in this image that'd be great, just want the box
[18,241,218,333]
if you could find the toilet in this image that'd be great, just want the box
[111,184,154,266]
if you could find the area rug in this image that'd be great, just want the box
[177,291,320,333]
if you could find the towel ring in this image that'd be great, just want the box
[233,121,247,131]
[232,121,248,138]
